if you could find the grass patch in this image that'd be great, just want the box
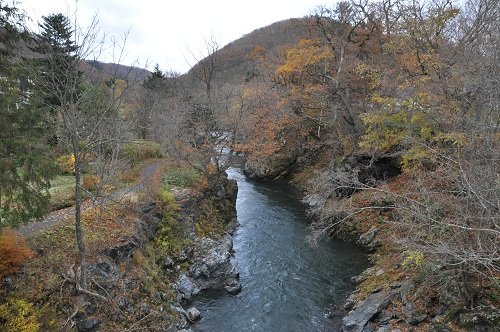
[48,175,76,210]
[162,167,201,189]
[123,140,163,165]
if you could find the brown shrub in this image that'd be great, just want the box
[0,229,34,278]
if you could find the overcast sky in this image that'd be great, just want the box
[18,0,330,73]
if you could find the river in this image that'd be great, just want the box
[192,168,369,331]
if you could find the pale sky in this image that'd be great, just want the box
[18,0,330,73]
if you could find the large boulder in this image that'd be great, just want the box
[358,227,382,253]
[175,235,241,305]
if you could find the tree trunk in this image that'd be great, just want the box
[74,148,86,288]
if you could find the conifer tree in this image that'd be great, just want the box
[0,2,56,227]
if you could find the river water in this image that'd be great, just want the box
[193,168,368,332]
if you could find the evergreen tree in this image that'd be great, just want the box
[36,13,76,55]
[31,13,82,145]
[32,13,80,109]
[0,2,56,228]
[143,63,164,90]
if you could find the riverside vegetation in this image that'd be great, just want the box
[1,0,498,331]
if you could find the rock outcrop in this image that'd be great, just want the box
[175,235,241,305]
[244,151,298,180]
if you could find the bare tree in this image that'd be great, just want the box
[30,13,135,294]
[153,37,243,185]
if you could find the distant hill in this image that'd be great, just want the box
[0,28,150,83]
[84,60,151,82]
[186,18,316,84]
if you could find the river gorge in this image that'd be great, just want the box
[192,168,369,331]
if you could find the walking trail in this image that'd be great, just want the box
[16,160,164,237]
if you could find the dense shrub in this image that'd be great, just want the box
[0,230,34,278]
[155,186,189,255]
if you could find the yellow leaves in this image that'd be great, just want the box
[402,250,424,270]
[276,38,334,84]
[434,132,468,147]
[355,64,381,89]
[0,299,40,332]
[360,94,437,164]
[402,146,435,170]
[82,175,100,191]
[371,94,396,106]
[245,45,267,62]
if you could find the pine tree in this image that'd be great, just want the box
[32,13,81,110]
[143,63,164,89]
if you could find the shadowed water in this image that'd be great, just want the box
[192,168,368,332]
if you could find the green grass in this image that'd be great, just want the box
[48,175,75,210]
[49,175,75,189]
[162,167,200,189]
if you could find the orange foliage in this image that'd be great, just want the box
[245,45,267,62]
[236,85,301,160]
[82,175,100,191]
[0,229,34,277]
[276,39,333,85]
[56,153,75,174]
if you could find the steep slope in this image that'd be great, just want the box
[185,18,317,84]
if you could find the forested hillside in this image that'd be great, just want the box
[0,0,498,331]
[174,1,498,330]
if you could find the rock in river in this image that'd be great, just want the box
[186,307,201,323]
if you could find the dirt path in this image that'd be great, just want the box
[16,159,164,237]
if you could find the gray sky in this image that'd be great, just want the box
[19,0,329,73]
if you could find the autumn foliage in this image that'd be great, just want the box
[0,230,34,278]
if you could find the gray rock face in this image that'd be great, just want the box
[175,235,241,305]
[342,291,394,332]
[188,236,240,293]
[85,259,122,290]
[224,278,242,294]
[163,256,175,270]
[105,239,137,263]
[400,281,428,326]
[244,156,293,180]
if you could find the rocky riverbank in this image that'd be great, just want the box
[245,152,498,332]
[161,176,241,330]
[0,168,240,331]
